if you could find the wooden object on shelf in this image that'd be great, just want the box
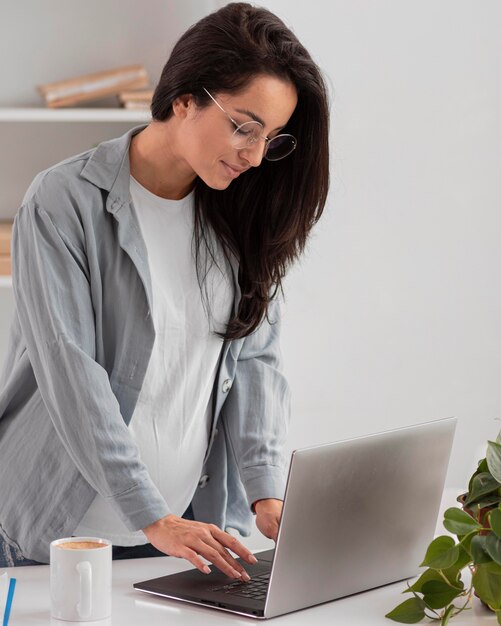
[122,102,151,110]
[0,222,12,276]
[37,65,150,109]
[118,89,154,103]
[118,89,153,110]
[0,222,13,256]
[0,256,11,276]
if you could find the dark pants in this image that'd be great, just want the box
[0,503,195,567]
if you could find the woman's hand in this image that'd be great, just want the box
[142,515,257,580]
[253,498,283,542]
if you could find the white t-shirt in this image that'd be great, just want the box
[74,176,233,545]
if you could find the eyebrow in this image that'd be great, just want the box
[234,108,286,132]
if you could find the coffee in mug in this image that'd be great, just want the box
[56,541,106,550]
[50,536,112,622]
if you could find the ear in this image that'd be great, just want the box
[172,94,196,120]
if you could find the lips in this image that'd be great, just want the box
[221,161,248,178]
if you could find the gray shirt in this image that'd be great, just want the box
[0,124,291,563]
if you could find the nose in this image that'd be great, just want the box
[238,140,266,168]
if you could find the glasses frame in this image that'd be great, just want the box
[202,87,297,161]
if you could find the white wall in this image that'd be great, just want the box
[230,0,500,493]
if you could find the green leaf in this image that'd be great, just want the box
[459,532,475,557]
[476,457,489,472]
[465,472,501,506]
[420,536,460,570]
[421,580,464,609]
[385,597,427,623]
[443,507,482,535]
[487,441,501,484]
[468,458,489,493]
[474,495,501,510]
[441,546,470,586]
[491,508,501,539]
[405,568,464,594]
[405,569,444,594]
[471,535,493,564]
[405,565,465,594]
[472,561,501,610]
[420,536,460,569]
[485,533,501,566]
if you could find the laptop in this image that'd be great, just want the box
[134,416,457,619]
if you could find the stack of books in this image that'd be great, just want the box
[0,222,12,276]
[37,65,150,108]
[118,89,153,110]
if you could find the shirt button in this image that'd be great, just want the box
[222,379,232,393]
[198,474,210,488]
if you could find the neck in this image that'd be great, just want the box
[129,120,196,200]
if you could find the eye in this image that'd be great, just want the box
[235,126,253,137]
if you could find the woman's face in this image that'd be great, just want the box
[173,74,298,190]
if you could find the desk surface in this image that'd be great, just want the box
[1,489,497,625]
[1,551,495,625]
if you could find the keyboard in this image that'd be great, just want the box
[211,572,270,601]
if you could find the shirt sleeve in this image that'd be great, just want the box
[11,201,170,531]
[221,297,291,510]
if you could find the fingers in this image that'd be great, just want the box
[197,540,250,581]
[194,525,254,580]
[211,525,258,566]
[268,519,279,542]
[256,512,280,542]
[144,516,257,579]
[180,547,212,575]
[264,517,280,540]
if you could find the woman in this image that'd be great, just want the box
[0,2,329,579]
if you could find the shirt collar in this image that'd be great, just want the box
[80,123,148,212]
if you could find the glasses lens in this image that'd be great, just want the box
[265,135,297,161]
[231,121,263,149]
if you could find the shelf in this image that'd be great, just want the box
[0,276,12,288]
[0,108,151,122]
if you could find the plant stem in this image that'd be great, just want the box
[440,604,455,626]
[437,569,462,589]
[450,585,473,617]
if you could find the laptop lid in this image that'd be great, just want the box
[263,416,457,617]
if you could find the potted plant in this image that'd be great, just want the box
[385,430,501,625]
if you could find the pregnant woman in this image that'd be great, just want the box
[0,2,329,579]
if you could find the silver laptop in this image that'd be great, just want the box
[134,416,457,619]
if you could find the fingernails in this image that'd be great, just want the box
[242,571,251,582]
[203,565,211,574]
[249,554,258,564]
[233,570,242,578]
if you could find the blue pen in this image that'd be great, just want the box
[2,577,16,626]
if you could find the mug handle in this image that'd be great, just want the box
[76,561,92,619]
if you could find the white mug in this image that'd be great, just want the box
[50,537,112,622]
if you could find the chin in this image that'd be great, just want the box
[201,175,233,191]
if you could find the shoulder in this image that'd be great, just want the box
[18,147,106,237]
[22,148,95,208]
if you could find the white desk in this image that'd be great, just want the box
[1,489,497,624]
[1,551,494,625]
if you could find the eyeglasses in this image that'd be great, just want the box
[203,88,297,162]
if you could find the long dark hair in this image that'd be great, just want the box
[151,2,330,340]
